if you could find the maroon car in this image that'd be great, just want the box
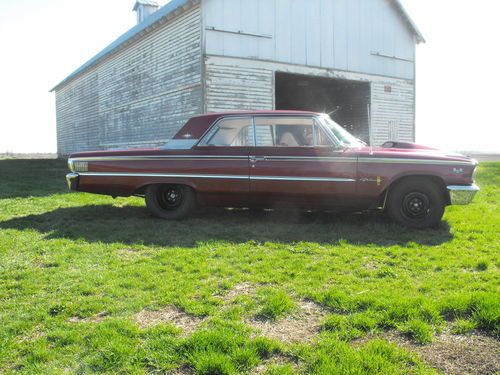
[66,111,479,228]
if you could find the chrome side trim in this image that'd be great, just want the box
[251,176,355,182]
[69,155,249,162]
[359,157,475,166]
[80,172,249,180]
[69,155,357,163]
[254,156,357,163]
[447,184,480,205]
[78,172,355,183]
[71,155,475,166]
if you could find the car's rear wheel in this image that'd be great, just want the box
[145,184,196,220]
[387,178,445,229]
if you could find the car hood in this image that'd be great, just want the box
[354,142,477,164]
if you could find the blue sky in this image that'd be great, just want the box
[0,0,499,153]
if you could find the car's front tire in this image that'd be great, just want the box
[386,178,445,229]
[145,184,196,220]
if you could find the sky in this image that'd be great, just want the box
[0,0,499,154]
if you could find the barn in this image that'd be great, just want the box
[51,0,424,156]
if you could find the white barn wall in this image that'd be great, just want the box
[204,55,414,145]
[55,4,203,155]
[371,80,415,145]
[204,0,416,80]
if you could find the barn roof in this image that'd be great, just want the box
[393,0,425,44]
[50,0,196,92]
[51,0,424,92]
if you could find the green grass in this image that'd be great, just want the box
[0,159,498,374]
[257,289,296,321]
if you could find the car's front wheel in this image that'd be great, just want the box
[145,184,196,220]
[386,178,445,229]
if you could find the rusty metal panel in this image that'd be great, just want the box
[55,5,203,155]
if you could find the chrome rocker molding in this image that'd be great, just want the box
[75,172,356,183]
[447,184,480,205]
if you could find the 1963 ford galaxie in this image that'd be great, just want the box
[66,111,479,228]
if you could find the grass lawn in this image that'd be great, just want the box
[0,159,498,374]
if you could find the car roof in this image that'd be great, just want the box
[189,110,320,118]
[173,110,322,140]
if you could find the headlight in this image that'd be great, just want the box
[68,159,88,172]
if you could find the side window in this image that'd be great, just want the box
[254,117,315,147]
[199,117,253,147]
[314,121,334,146]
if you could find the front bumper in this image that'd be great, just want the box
[66,173,79,191]
[447,184,480,205]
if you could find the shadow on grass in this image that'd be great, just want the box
[0,159,68,199]
[0,204,453,247]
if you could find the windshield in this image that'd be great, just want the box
[319,114,365,148]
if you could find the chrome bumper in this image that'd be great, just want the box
[66,173,79,191]
[447,184,480,205]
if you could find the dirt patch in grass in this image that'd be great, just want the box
[68,311,109,324]
[357,331,500,375]
[401,332,500,375]
[252,354,301,374]
[248,300,328,344]
[133,307,204,334]
[116,248,148,261]
[222,282,256,302]
[169,366,192,375]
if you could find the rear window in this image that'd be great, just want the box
[199,118,253,147]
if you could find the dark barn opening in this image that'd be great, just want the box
[275,72,371,144]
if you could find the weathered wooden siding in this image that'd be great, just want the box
[371,79,415,145]
[56,74,99,154]
[204,0,416,80]
[56,4,202,155]
[204,57,274,112]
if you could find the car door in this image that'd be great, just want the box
[191,116,252,206]
[248,115,359,209]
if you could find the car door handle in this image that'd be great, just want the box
[250,156,266,163]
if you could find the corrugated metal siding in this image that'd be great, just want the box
[204,58,274,112]
[371,80,415,146]
[204,0,416,80]
[55,5,202,155]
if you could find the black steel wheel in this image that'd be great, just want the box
[145,184,196,220]
[387,178,445,229]
[401,192,430,219]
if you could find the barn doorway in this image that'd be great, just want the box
[275,72,371,144]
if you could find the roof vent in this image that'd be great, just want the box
[133,0,160,24]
